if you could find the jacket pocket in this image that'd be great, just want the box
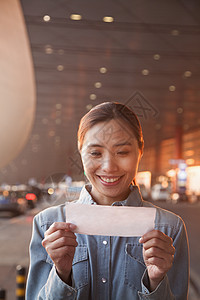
[72,245,89,289]
[124,243,146,291]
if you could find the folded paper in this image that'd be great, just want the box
[66,203,156,237]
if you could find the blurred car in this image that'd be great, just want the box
[0,189,27,216]
[170,192,188,204]
[25,192,37,208]
[14,184,38,209]
[151,184,170,201]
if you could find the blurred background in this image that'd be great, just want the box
[0,0,200,299]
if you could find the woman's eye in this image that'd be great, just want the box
[90,152,101,157]
[117,151,129,155]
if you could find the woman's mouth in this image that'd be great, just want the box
[97,175,123,185]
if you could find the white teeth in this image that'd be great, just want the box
[100,176,120,183]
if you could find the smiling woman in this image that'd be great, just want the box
[0,0,36,168]
[80,119,141,205]
[79,103,143,205]
[26,102,189,300]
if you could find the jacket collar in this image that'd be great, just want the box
[78,184,143,207]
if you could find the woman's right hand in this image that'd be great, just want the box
[42,222,78,284]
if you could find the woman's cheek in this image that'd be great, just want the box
[82,154,95,171]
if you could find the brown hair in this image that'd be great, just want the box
[77,102,144,153]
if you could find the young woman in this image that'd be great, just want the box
[26,102,189,299]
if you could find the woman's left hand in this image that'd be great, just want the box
[139,229,175,291]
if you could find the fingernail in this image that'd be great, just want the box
[139,237,143,243]
[69,223,76,230]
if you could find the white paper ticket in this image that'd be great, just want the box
[66,203,156,237]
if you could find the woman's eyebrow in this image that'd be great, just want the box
[87,143,104,148]
[114,141,132,147]
[86,141,132,148]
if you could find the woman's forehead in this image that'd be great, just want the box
[83,119,135,145]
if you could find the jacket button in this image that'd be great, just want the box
[101,278,107,283]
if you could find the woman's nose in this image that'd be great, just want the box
[101,154,118,172]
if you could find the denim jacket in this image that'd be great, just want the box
[26,184,189,300]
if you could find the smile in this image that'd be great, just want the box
[98,176,122,183]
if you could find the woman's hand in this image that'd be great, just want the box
[139,229,175,291]
[42,222,78,284]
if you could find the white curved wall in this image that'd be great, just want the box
[0,0,36,169]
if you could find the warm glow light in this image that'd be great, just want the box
[56,103,62,110]
[3,185,11,191]
[103,16,114,23]
[169,85,176,92]
[94,82,102,88]
[177,107,183,114]
[166,169,176,177]
[57,65,64,71]
[43,15,51,22]
[184,71,192,78]
[100,67,107,73]
[90,94,97,100]
[136,171,151,190]
[158,175,167,182]
[142,69,149,75]
[86,104,93,111]
[153,54,160,60]
[70,14,82,21]
[185,150,194,157]
[3,190,9,197]
[17,198,25,205]
[48,188,54,195]
[161,181,168,188]
[186,158,194,165]
[186,166,200,194]
[171,193,179,201]
[45,45,53,54]
[12,185,17,191]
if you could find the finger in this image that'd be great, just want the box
[44,235,78,250]
[45,222,76,237]
[146,256,173,270]
[144,246,175,263]
[42,231,77,249]
[44,228,77,242]
[143,238,175,255]
[140,230,173,244]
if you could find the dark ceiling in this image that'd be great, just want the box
[1,0,200,183]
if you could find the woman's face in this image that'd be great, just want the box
[80,119,142,205]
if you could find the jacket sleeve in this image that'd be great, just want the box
[26,213,77,300]
[138,215,189,300]
[138,271,175,300]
